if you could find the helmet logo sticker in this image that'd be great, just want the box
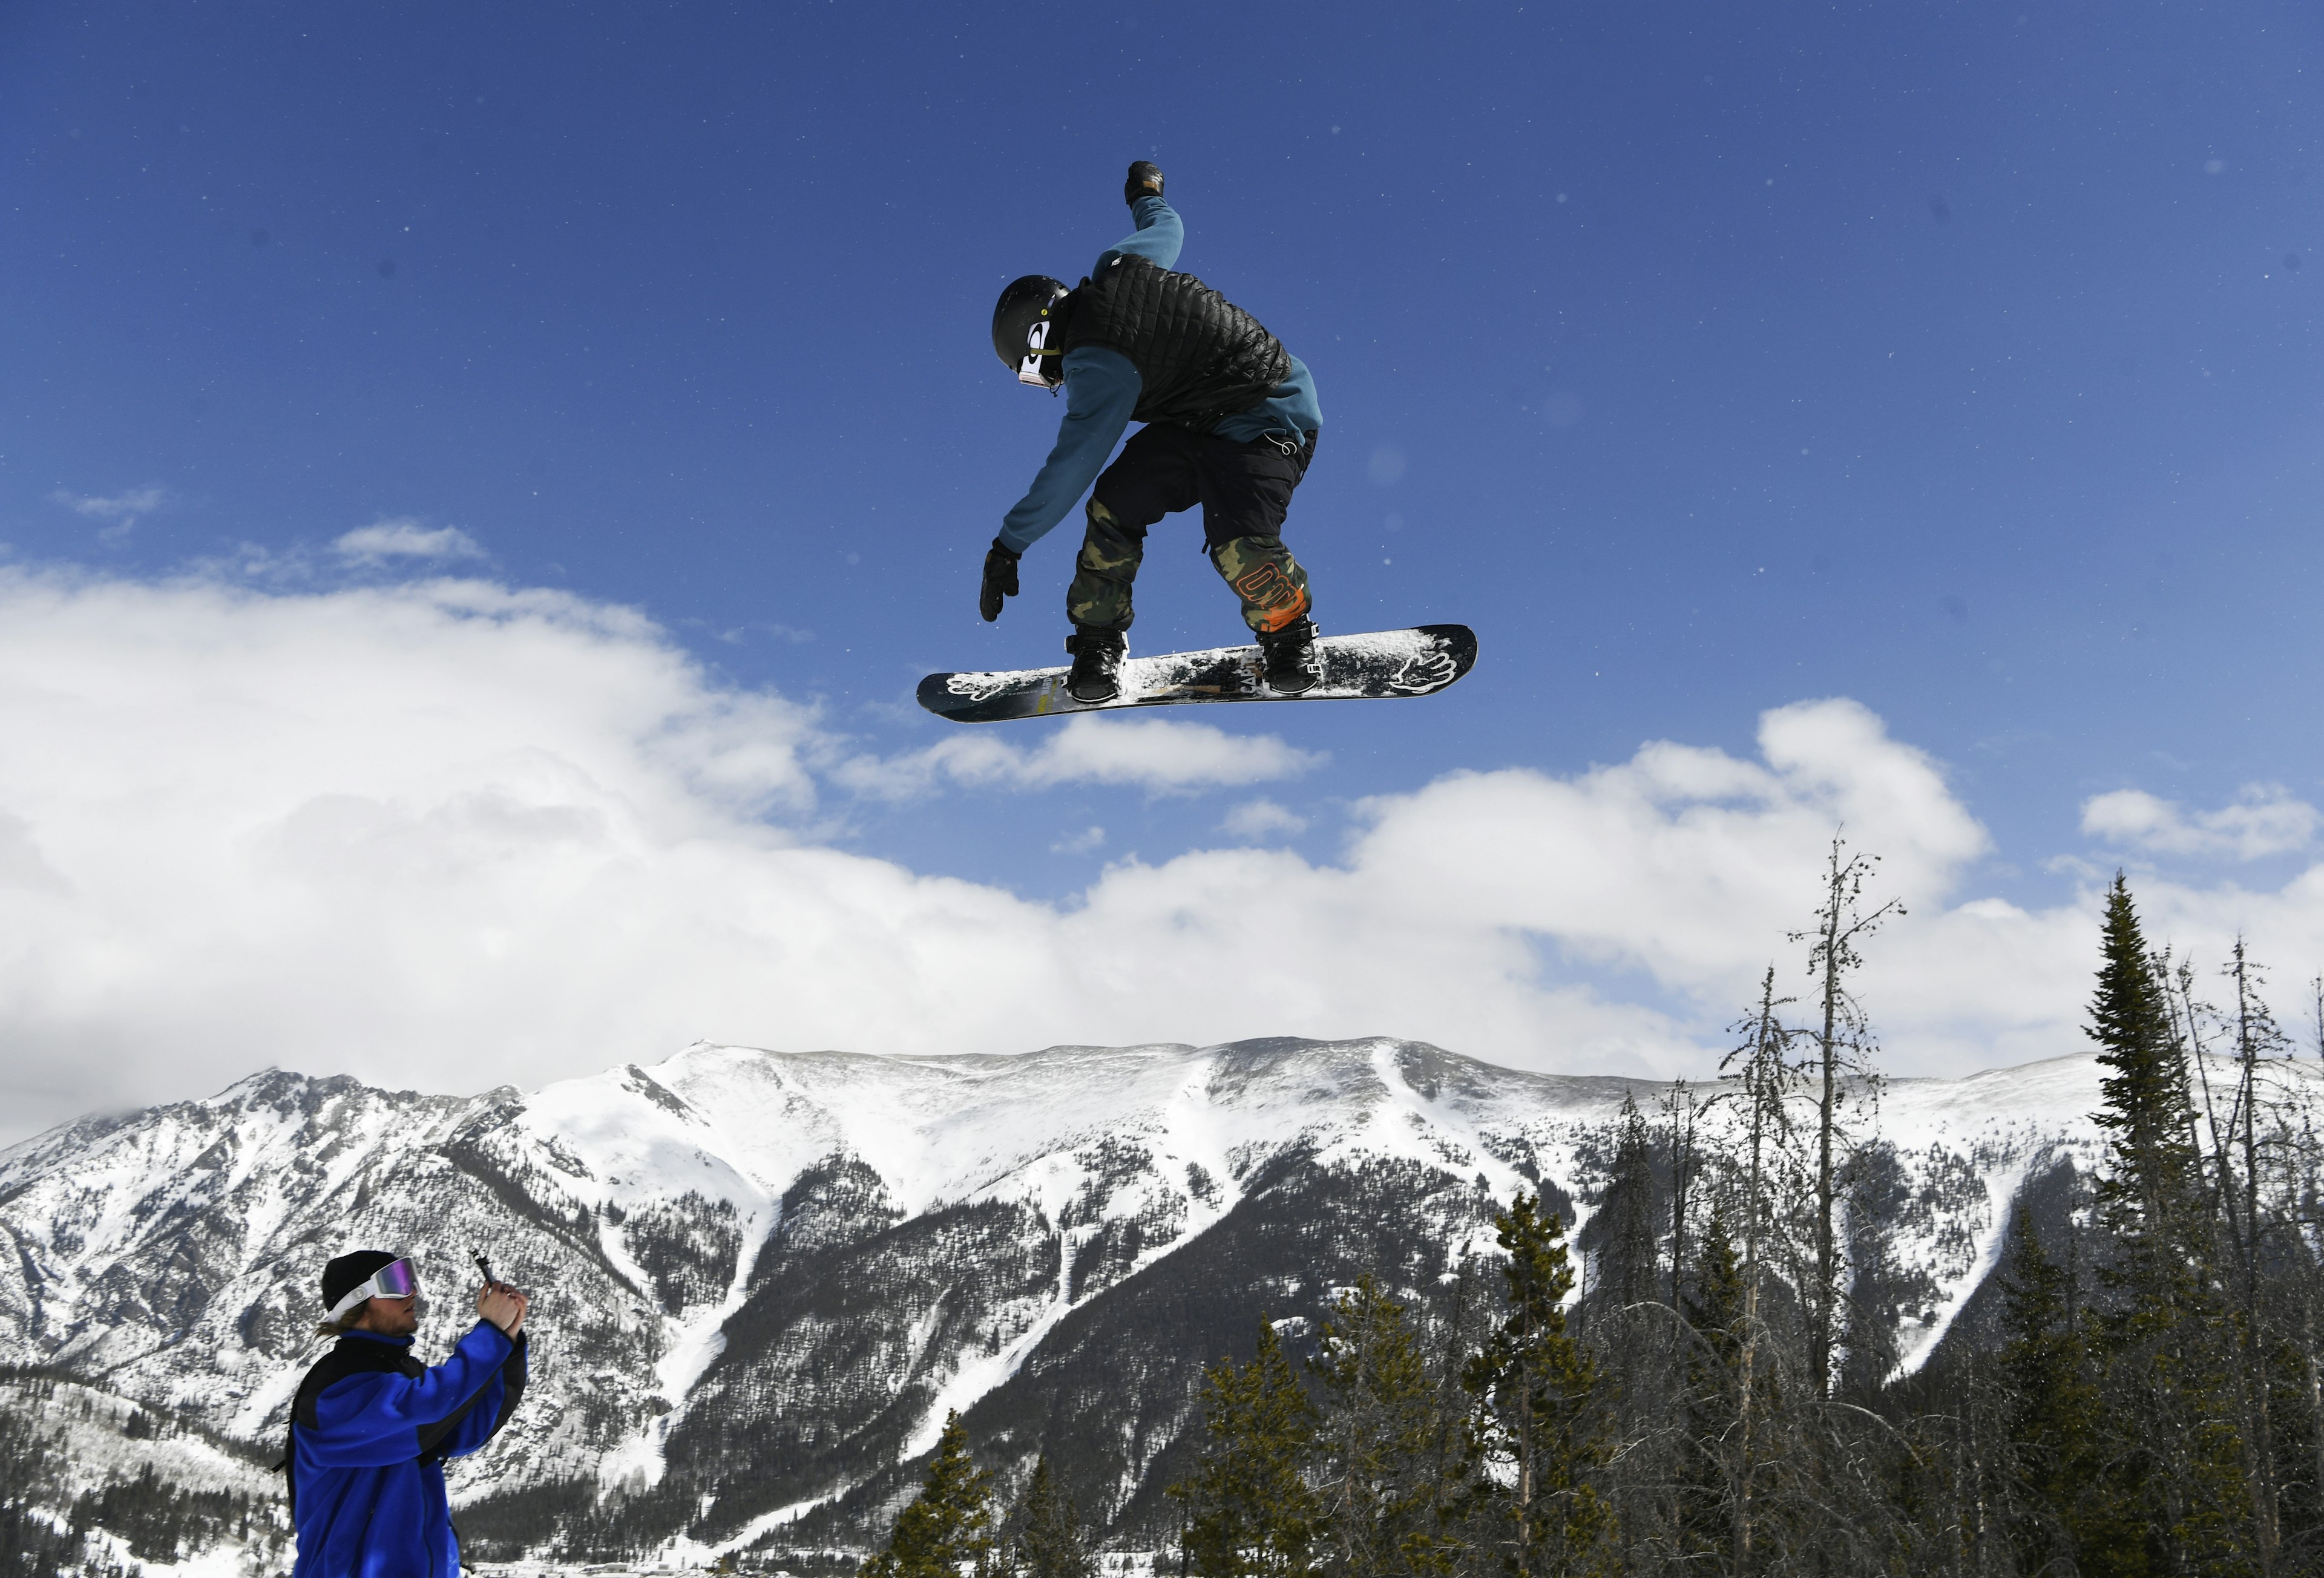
[1017,319,1055,387]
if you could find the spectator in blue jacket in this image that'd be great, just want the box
[286,1249,530,1578]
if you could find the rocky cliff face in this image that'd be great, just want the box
[0,1036,2141,1561]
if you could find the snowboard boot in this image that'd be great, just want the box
[1256,618,1321,695]
[1065,628,1128,703]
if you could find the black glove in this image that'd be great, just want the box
[979,539,1020,623]
[1125,161,1164,207]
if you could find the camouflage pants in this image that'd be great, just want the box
[1209,534,1312,633]
[1065,424,1317,635]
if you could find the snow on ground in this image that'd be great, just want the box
[25,1379,278,1499]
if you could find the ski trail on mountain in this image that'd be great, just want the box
[1885,1145,2044,1382]
[902,1053,1238,1458]
[1367,1038,1530,1199]
[591,1074,781,1495]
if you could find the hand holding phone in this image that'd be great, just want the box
[472,1249,526,1335]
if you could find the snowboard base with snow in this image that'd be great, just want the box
[916,624,1477,724]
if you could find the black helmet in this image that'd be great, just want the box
[993,275,1069,387]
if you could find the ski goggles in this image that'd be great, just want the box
[1016,319,1061,387]
[326,1256,419,1323]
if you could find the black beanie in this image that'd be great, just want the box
[322,1249,399,1312]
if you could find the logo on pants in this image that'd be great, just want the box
[1230,562,1310,630]
[1232,563,1299,611]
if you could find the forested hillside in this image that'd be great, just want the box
[857,866,2324,1578]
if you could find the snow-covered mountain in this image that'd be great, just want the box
[0,1036,2247,1561]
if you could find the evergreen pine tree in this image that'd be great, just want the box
[1173,1317,1323,1578]
[1461,1191,1609,1578]
[1994,1210,2129,1577]
[1007,1452,1094,1578]
[1673,1206,1744,1569]
[1595,1095,1662,1321]
[865,1411,996,1578]
[2085,873,2254,1576]
[2090,877,2206,1253]
[1310,1276,1460,1578]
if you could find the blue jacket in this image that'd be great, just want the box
[288,1324,528,1578]
[999,196,1324,554]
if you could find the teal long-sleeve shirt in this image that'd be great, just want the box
[997,197,1322,555]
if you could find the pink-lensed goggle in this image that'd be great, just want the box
[326,1256,418,1322]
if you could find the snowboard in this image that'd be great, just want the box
[917,624,1476,724]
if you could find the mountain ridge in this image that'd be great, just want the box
[0,1034,2196,1560]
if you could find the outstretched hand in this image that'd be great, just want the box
[477,1282,529,1337]
[1124,161,1163,206]
[979,540,1020,623]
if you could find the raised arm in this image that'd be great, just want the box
[981,165,1178,593]
[426,1332,528,1460]
[1096,194,1183,275]
[300,1323,518,1470]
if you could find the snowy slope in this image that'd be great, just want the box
[0,1371,290,1577]
[4,1035,2291,1559]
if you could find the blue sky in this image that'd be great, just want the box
[2,2,2320,1134]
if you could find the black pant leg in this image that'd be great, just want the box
[1195,432,1319,633]
[1069,426,1204,633]
[1091,424,1204,531]
[1191,431,1312,550]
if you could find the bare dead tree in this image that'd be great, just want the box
[1713,965,1805,1574]
[1787,834,1901,1402]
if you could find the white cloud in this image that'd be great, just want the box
[5,567,2324,1147]
[715,622,815,646]
[334,519,485,563]
[1223,799,1308,840]
[2081,785,2319,860]
[51,486,165,543]
[1051,826,1105,855]
[833,714,1324,799]
[51,486,166,522]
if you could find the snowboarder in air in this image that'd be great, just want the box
[982,160,1325,703]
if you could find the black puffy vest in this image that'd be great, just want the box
[1053,255,1293,431]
